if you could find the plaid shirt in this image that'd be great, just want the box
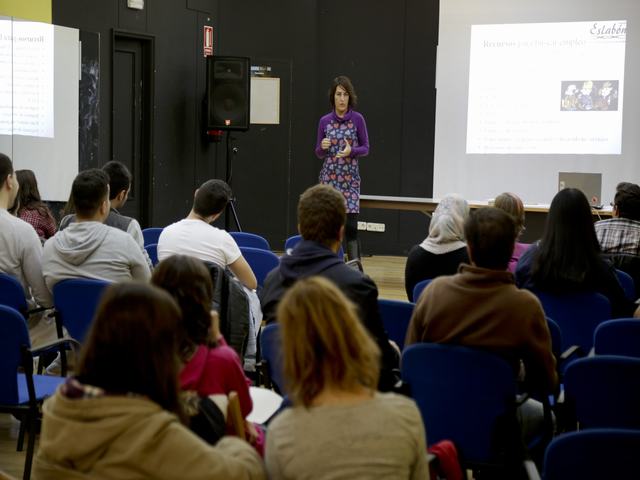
[18,207,57,241]
[594,217,640,256]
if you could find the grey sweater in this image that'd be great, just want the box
[42,221,151,292]
[265,392,429,480]
[0,209,52,307]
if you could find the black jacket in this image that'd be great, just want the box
[260,240,399,391]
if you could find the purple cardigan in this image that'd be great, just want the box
[314,109,370,159]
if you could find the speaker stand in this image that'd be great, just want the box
[224,131,242,232]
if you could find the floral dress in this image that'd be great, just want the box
[315,109,370,213]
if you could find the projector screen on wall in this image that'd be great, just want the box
[433,0,639,205]
[0,17,79,201]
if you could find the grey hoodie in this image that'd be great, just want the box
[42,221,151,292]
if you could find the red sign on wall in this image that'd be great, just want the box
[203,26,214,57]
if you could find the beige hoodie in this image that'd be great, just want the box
[34,390,265,480]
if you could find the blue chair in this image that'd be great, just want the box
[239,246,280,288]
[378,298,414,351]
[0,272,28,315]
[533,291,611,353]
[53,278,110,343]
[0,305,77,480]
[145,243,159,266]
[564,355,640,429]
[260,323,286,394]
[542,429,640,480]
[615,269,636,301]
[594,319,640,358]
[412,278,433,303]
[284,234,344,260]
[402,344,521,472]
[230,232,271,251]
[142,227,163,246]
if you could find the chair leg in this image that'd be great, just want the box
[23,413,37,480]
[16,416,25,452]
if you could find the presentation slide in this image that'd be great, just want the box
[0,17,79,202]
[433,0,640,206]
[0,20,54,137]
[467,21,626,155]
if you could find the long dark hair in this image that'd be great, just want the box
[531,188,601,289]
[16,169,54,219]
[152,255,215,358]
[76,282,184,419]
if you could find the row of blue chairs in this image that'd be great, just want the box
[260,322,640,477]
[143,228,344,261]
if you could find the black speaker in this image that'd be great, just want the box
[206,56,250,131]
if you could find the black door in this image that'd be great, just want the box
[112,33,153,227]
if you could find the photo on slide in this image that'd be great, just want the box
[560,80,619,111]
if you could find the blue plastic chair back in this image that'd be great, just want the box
[53,279,110,343]
[412,278,433,303]
[142,227,163,246]
[230,232,271,251]
[402,343,517,464]
[533,291,611,352]
[615,269,636,301]
[0,273,28,315]
[594,319,640,358]
[546,317,562,359]
[378,298,414,351]
[260,323,286,394]
[0,305,31,404]
[564,355,640,429]
[145,243,159,266]
[284,234,344,259]
[239,247,280,288]
[543,429,640,480]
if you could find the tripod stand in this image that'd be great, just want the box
[224,131,242,232]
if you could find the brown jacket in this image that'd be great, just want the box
[406,264,558,394]
[34,390,265,480]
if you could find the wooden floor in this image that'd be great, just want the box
[0,255,409,478]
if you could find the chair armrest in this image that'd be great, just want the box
[559,345,582,362]
[523,459,541,480]
[30,337,80,357]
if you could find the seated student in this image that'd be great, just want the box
[0,154,55,346]
[34,282,265,479]
[151,255,263,452]
[516,188,640,318]
[157,179,260,369]
[16,169,57,242]
[404,194,469,300]
[266,276,428,480]
[42,169,151,291]
[494,192,530,273]
[260,184,399,391]
[59,161,152,268]
[594,181,640,256]
[407,208,557,397]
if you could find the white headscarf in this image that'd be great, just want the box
[420,194,469,255]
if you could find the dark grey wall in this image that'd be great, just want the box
[52,0,439,254]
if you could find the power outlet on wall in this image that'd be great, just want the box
[357,221,368,231]
[366,222,386,232]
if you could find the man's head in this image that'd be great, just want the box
[464,207,517,271]
[0,153,19,209]
[298,184,346,248]
[192,179,231,218]
[102,161,132,208]
[613,182,640,221]
[71,169,110,221]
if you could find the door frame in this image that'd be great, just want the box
[111,29,155,227]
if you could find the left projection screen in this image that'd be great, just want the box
[0,17,79,201]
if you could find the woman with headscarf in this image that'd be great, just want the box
[404,194,470,301]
